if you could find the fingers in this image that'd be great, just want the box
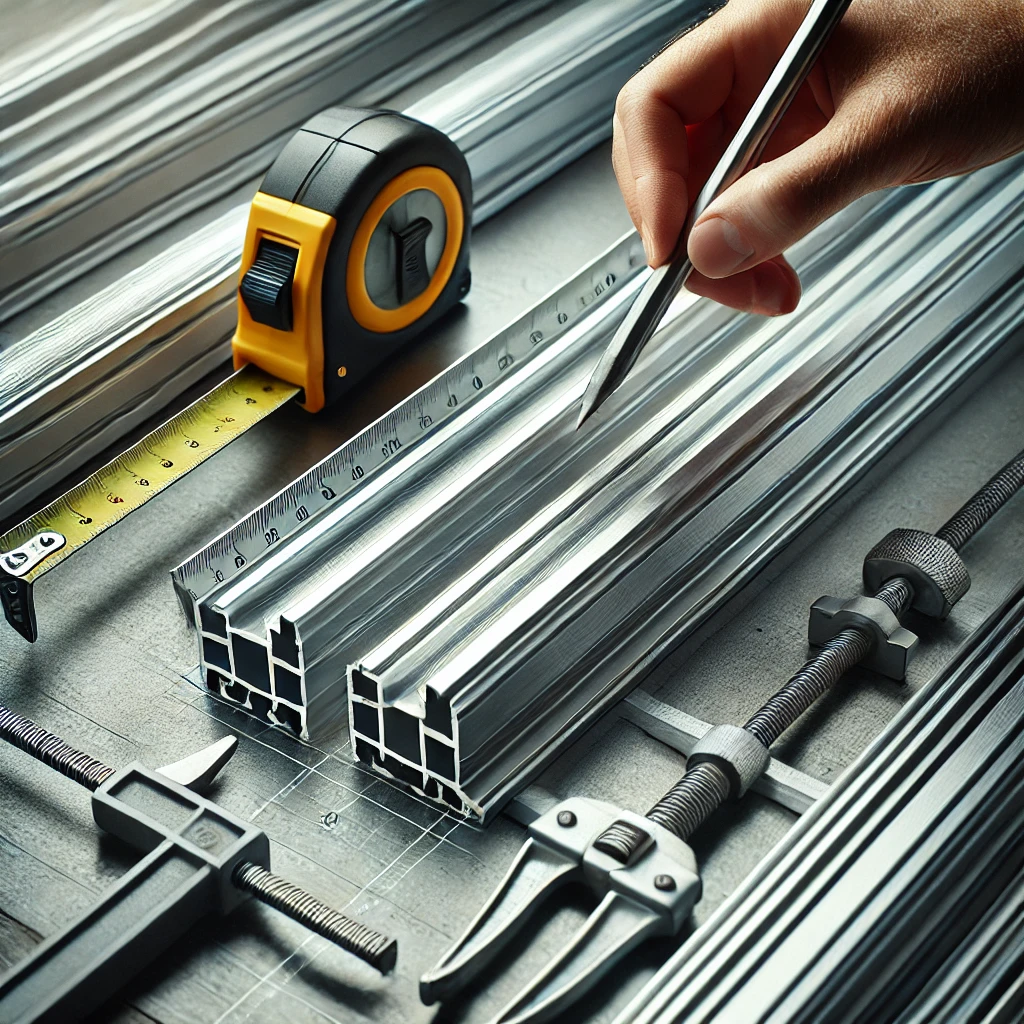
[687,113,883,280]
[614,0,823,268]
[613,9,737,265]
[686,255,801,316]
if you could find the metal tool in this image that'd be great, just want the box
[0,705,396,1024]
[577,0,853,429]
[0,106,472,643]
[420,446,1024,1022]
[616,577,1024,1024]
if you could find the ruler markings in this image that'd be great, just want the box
[173,234,647,607]
[1,366,298,585]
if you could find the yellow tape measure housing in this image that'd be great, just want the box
[233,107,472,412]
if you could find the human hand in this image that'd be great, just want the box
[612,0,1024,315]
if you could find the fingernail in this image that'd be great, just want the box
[639,220,655,265]
[689,216,754,278]
[752,261,791,316]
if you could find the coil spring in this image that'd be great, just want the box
[646,761,732,842]
[232,861,397,973]
[0,704,114,790]
[936,449,1024,552]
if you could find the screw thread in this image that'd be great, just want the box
[0,704,114,790]
[646,761,732,842]
[232,861,397,974]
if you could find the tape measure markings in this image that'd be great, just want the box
[1,365,298,586]
[174,234,646,605]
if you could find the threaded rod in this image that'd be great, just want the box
[646,761,732,841]
[936,448,1024,552]
[233,861,397,974]
[640,450,1024,847]
[0,704,114,790]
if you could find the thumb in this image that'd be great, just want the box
[688,116,883,279]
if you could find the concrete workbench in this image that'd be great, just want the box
[2,65,1023,1024]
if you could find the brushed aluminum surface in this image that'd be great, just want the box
[184,158,1024,820]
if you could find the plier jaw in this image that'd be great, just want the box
[421,797,701,1023]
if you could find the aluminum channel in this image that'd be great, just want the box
[0,0,550,322]
[0,0,701,520]
[350,162,1024,820]
[613,577,1024,1024]
[184,158,1024,822]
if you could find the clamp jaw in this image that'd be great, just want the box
[421,797,700,1024]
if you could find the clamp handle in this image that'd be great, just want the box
[0,842,218,1024]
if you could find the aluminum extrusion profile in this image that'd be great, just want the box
[181,233,652,741]
[0,0,702,520]
[345,161,1024,820]
[893,866,1024,1024]
[0,0,551,322]
[182,157,1024,822]
[613,578,1024,1024]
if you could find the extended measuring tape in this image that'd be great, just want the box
[0,107,472,642]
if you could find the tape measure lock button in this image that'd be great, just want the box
[239,239,299,332]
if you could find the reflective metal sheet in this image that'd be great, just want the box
[0,0,699,518]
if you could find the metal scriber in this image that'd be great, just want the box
[0,705,396,1024]
[577,0,853,429]
[421,447,1024,1023]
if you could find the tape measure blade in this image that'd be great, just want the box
[0,364,299,593]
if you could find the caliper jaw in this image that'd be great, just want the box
[157,735,238,792]
[419,800,593,1005]
[420,798,701,1023]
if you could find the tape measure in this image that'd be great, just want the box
[1,107,472,642]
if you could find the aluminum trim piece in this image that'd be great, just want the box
[893,865,1024,1024]
[0,0,550,322]
[614,578,1024,1024]
[0,0,701,520]
[183,157,1024,822]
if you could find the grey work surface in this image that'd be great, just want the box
[2,138,1024,1024]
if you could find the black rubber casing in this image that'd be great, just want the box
[259,107,472,408]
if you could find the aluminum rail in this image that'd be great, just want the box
[613,577,1024,1024]
[0,0,703,521]
[893,865,1024,1024]
[182,157,1024,822]
[0,0,548,322]
[349,162,1024,821]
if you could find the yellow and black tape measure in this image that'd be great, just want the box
[1,107,472,642]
